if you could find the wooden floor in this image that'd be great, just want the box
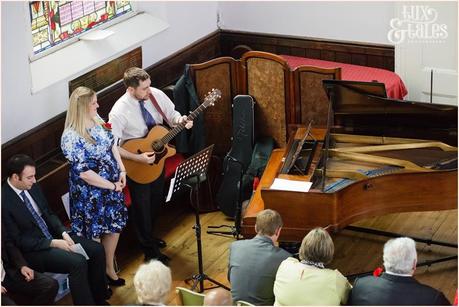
[57,199,458,305]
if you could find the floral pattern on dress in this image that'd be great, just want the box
[61,125,127,239]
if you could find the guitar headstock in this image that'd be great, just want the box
[203,88,222,107]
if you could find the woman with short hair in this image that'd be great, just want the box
[273,227,351,305]
[134,260,172,305]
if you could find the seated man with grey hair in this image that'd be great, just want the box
[134,260,172,305]
[349,237,450,305]
[228,209,291,305]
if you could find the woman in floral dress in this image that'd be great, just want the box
[61,86,128,286]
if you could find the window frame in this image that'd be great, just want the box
[26,1,138,62]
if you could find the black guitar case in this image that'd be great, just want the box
[216,95,255,218]
[240,136,275,201]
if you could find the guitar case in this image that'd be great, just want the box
[240,136,275,202]
[216,95,255,218]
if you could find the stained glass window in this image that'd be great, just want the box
[29,1,133,55]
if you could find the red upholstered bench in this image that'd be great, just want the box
[280,55,408,100]
[123,153,185,207]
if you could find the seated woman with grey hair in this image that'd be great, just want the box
[134,260,172,305]
[273,227,351,305]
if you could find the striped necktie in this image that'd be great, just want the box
[20,191,53,239]
[139,100,155,130]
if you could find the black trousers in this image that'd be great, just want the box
[2,269,58,305]
[127,172,165,257]
[23,235,107,305]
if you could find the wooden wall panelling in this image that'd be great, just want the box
[293,66,341,126]
[220,30,395,71]
[1,113,66,179]
[189,57,240,156]
[241,51,293,147]
[148,30,222,90]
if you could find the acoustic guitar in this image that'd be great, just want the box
[122,88,221,184]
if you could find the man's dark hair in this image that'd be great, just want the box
[123,67,151,89]
[7,154,36,178]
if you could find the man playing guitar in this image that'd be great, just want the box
[109,67,193,265]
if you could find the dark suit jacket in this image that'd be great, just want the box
[2,182,68,253]
[349,273,450,305]
[173,65,205,155]
[1,224,28,276]
[228,235,291,305]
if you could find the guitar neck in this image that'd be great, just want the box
[160,102,207,144]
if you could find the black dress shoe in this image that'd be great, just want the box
[106,275,126,286]
[155,238,167,248]
[144,252,170,266]
[158,254,170,266]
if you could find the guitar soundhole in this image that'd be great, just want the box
[152,140,164,153]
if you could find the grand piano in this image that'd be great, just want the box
[241,80,458,242]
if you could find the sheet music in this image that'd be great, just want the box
[61,192,70,219]
[166,176,176,203]
[70,243,89,260]
[270,178,312,192]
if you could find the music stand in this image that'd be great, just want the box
[168,145,230,293]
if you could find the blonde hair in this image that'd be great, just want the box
[134,260,172,305]
[64,86,96,143]
[299,227,334,265]
[255,209,283,236]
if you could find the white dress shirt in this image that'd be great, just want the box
[109,87,181,144]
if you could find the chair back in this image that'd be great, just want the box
[176,286,205,306]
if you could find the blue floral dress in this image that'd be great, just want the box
[61,125,128,239]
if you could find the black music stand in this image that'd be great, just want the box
[168,145,230,293]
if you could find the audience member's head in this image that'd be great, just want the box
[203,288,233,306]
[255,209,283,240]
[383,237,417,275]
[123,67,151,89]
[7,154,36,190]
[299,227,334,265]
[134,260,172,305]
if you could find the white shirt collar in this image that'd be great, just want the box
[7,177,26,197]
[126,91,144,104]
[385,270,413,277]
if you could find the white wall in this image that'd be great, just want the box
[394,2,457,104]
[218,1,394,44]
[1,1,218,143]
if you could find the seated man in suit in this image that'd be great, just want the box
[228,209,291,305]
[1,224,58,305]
[2,154,109,305]
[349,237,450,305]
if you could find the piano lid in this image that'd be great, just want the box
[322,80,458,146]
